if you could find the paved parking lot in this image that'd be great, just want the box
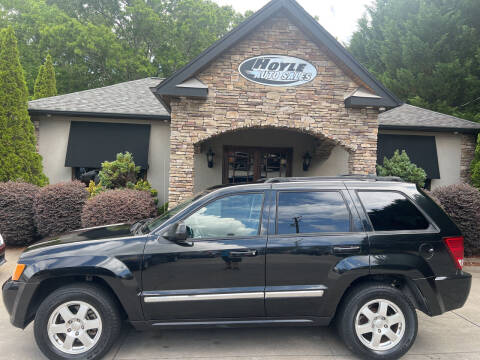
[1,247,480,360]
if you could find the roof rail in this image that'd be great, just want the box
[263,175,403,183]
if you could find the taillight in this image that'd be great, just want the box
[444,236,464,270]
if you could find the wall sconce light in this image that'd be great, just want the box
[302,152,312,171]
[206,148,215,168]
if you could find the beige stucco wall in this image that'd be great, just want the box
[193,128,349,193]
[36,115,171,204]
[379,129,463,188]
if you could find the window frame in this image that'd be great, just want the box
[178,191,266,241]
[355,189,438,234]
[274,189,353,236]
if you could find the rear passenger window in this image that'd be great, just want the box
[277,191,350,234]
[358,191,430,231]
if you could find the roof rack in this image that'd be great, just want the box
[263,175,403,183]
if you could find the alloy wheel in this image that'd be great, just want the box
[354,298,406,351]
[47,300,102,355]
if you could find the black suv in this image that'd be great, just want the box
[2,176,471,360]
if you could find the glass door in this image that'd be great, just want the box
[223,146,292,184]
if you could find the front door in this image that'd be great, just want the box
[265,183,369,318]
[142,191,268,321]
[223,146,292,184]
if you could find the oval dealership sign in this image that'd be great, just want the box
[238,55,317,87]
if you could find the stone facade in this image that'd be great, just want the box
[167,14,379,206]
[460,133,477,183]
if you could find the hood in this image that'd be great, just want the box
[25,223,134,253]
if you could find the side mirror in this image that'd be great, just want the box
[163,222,192,246]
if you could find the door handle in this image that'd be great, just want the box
[230,250,257,257]
[333,246,361,254]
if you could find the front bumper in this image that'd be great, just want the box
[2,279,39,329]
[413,271,472,316]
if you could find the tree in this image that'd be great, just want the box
[33,53,57,99]
[377,150,427,187]
[0,0,250,94]
[471,134,480,188]
[349,0,480,121]
[0,27,48,186]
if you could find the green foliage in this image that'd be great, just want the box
[0,27,48,186]
[349,0,480,121]
[86,180,105,198]
[98,152,140,189]
[471,134,480,188]
[377,150,427,187]
[33,53,57,99]
[158,201,169,216]
[0,0,249,94]
[131,179,158,198]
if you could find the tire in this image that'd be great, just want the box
[34,283,122,360]
[336,282,418,360]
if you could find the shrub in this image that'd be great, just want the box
[81,189,157,228]
[471,134,480,188]
[34,181,88,237]
[98,152,139,189]
[431,183,480,256]
[377,149,427,187]
[87,180,104,198]
[0,182,39,245]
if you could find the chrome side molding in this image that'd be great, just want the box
[144,289,324,303]
[265,290,324,299]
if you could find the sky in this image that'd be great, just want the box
[213,0,374,44]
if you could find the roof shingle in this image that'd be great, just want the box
[379,104,480,133]
[28,77,169,118]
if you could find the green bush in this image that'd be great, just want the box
[377,150,427,187]
[98,152,140,189]
[471,134,480,188]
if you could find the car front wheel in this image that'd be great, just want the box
[337,283,418,359]
[34,283,122,360]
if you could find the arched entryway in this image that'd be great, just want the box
[193,126,351,193]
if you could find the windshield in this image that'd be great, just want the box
[145,190,210,232]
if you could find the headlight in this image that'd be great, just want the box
[0,233,4,247]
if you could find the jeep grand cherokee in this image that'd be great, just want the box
[2,176,471,360]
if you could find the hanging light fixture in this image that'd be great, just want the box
[302,152,312,171]
[206,148,215,168]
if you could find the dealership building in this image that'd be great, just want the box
[28,0,480,206]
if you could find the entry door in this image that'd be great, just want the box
[265,186,369,317]
[142,191,268,321]
[223,146,292,184]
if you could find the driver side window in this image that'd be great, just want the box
[183,193,264,239]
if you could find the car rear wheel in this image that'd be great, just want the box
[337,283,418,359]
[34,283,122,360]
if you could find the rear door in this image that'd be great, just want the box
[265,182,369,318]
[349,186,446,279]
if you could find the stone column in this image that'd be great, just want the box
[460,133,477,183]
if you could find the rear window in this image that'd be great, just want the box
[277,191,350,234]
[358,191,430,231]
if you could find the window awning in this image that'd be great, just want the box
[377,134,440,179]
[65,121,151,169]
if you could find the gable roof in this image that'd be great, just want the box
[379,104,480,133]
[153,0,401,109]
[29,78,170,120]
